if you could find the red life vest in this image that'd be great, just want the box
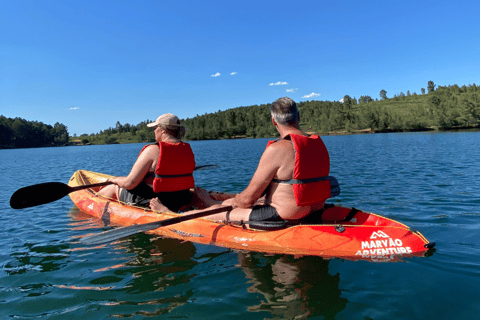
[140,142,196,193]
[267,134,338,206]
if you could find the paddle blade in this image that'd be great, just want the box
[81,223,163,246]
[10,182,72,209]
[81,205,233,246]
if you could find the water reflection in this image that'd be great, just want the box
[106,235,199,317]
[67,206,202,317]
[4,242,70,275]
[237,252,348,319]
[67,204,349,318]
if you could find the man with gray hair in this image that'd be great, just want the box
[269,96,300,125]
[151,97,336,228]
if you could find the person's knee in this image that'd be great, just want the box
[222,198,235,205]
[99,185,114,197]
[227,208,252,222]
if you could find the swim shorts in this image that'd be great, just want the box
[247,204,286,230]
[119,182,192,212]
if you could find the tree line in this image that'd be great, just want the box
[77,82,478,144]
[0,116,69,149]
[2,82,479,148]
[181,82,479,140]
[74,120,157,145]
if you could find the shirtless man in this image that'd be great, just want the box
[150,97,333,227]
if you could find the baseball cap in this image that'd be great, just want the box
[147,113,182,127]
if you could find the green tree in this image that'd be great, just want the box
[461,95,480,126]
[357,105,378,130]
[329,102,344,130]
[342,95,356,126]
[53,122,69,146]
[197,116,206,140]
[428,81,436,93]
[380,89,387,100]
[0,117,14,147]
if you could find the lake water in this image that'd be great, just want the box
[1,132,479,319]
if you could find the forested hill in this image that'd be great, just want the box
[0,117,69,149]
[2,82,479,148]
[76,82,479,145]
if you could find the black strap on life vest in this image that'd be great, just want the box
[147,173,193,178]
[154,173,193,178]
[343,207,359,222]
[272,175,332,184]
[272,175,340,197]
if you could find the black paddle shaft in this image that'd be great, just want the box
[10,181,112,209]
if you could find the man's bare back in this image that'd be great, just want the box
[256,138,325,220]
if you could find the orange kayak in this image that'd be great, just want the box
[69,170,435,262]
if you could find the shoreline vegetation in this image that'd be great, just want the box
[1,82,479,149]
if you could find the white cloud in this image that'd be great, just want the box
[269,81,288,86]
[302,92,321,98]
[69,107,79,110]
[211,72,221,77]
[230,72,237,75]
[339,98,344,103]
[286,88,297,93]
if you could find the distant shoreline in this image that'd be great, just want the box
[2,126,479,150]
[315,126,480,136]
[74,126,480,145]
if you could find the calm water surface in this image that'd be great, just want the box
[1,132,479,319]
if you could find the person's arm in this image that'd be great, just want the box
[110,145,156,190]
[233,145,282,208]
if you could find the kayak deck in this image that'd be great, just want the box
[68,170,435,262]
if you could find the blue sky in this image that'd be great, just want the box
[1,0,479,136]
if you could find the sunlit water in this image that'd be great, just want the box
[1,132,479,319]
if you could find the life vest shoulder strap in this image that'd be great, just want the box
[266,137,283,148]
[273,176,332,184]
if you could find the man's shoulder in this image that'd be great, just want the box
[263,139,294,163]
[266,139,292,152]
[144,143,159,150]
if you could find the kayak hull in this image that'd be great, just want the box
[68,170,435,262]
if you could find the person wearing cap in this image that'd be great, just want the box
[150,97,338,228]
[98,113,196,211]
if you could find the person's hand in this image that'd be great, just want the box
[232,194,249,208]
[231,200,239,209]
